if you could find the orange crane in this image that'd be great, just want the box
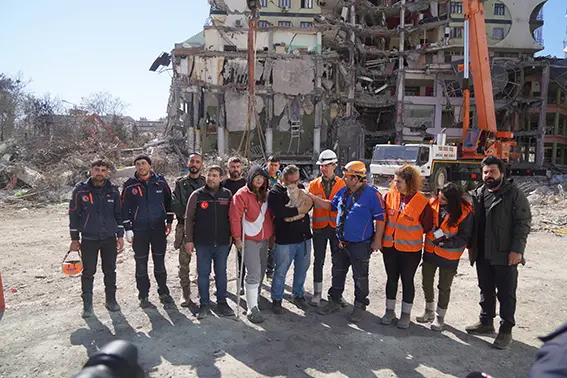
[370,0,548,191]
[460,0,517,161]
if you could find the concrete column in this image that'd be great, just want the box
[217,93,226,155]
[552,88,561,165]
[434,76,443,130]
[536,63,549,167]
[265,96,273,155]
[192,89,201,154]
[394,0,407,144]
[314,60,323,165]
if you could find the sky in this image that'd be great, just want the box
[1,0,565,120]
[0,0,210,120]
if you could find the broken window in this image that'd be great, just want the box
[279,0,291,7]
[492,27,504,40]
[258,20,269,28]
[494,3,505,16]
[279,21,293,27]
[450,27,463,39]
[301,0,313,8]
[300,22,313,28]
[449,2,462,14]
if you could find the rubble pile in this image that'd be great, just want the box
[516,175,567,234]
[0,136,180,204]
[0,134,256,205]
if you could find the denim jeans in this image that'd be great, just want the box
[328,242,372,307]
[196,244,230,306]
[270,240,312,301]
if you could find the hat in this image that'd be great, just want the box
[134,154,152,166]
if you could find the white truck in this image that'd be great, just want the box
[369,136,547,192]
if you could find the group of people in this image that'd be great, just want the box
[69,149,532,350]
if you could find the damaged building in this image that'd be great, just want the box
[153,0,567,168]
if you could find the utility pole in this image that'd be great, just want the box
[394,0,406,144]
[346,0,356,117]
[246,0,259,162]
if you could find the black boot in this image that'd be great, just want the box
[105,291,121,312]
[81,294,94,318]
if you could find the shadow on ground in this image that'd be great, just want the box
[70,288,538,378]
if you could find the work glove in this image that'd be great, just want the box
[125,230,134,243]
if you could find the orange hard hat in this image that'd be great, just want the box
[343,161,367,177]
[62,250,83,277]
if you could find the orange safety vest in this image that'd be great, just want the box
[383,189,428,252]
[424,198,473,261]
[309,176,345,229]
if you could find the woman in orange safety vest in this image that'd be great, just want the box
[416,182,474,331]
[381,165,433,329]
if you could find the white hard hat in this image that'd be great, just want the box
[316,149,338,165]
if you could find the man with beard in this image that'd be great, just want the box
[221,156,246,195]
[122,155,175,308]
[221,156,247,295]
[69,158,124,318]
[466,156,532,350]
[185,166,234,319]
[172,153,205,307]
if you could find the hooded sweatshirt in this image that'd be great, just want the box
[229,166,274,242]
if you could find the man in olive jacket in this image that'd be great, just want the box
[466,156,532,350]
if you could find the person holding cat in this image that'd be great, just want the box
[267,164,313,315]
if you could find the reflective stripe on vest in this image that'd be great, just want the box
[382,190,428,252]
[424,198,473,261]
[310,177,345,229]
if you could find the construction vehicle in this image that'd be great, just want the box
[370,0,547,191]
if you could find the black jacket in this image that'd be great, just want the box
[121,173,174,231]
[529,322,567,377]
[69,179,123,241]
[469,179,531,266]
[172,175,205,222]
[185,186,232,246]
[268,182,312,245]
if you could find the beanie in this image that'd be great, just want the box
[134,154,152,166]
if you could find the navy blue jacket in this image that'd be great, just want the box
[529,322,567,377]
[69,179,124,241]
[121,173,174,231]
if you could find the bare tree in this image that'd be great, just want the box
[23,93,63,136]
[0,73,28,141]
[79,91,128,116]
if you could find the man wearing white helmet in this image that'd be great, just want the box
[307,150,345,306]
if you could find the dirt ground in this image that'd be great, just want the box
[1,200,566,378]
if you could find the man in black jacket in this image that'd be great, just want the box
[172,153,205,307]
[69,158,124,318]
[184,165,235,319]
[466,156,532,350]
[268,165,313,314]
[528,322,567,377]
[122,155,175,308]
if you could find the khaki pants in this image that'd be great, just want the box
[422,260,457,310]
[175,223,191,298]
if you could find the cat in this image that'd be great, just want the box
[284,182,313,222]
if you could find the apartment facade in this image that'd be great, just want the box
[162,0,333,168]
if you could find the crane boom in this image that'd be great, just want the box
[466,0,497,134]
[460,0,517,161]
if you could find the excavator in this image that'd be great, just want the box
[369,0,547,191]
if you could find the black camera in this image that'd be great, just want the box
[73,340,144,378]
